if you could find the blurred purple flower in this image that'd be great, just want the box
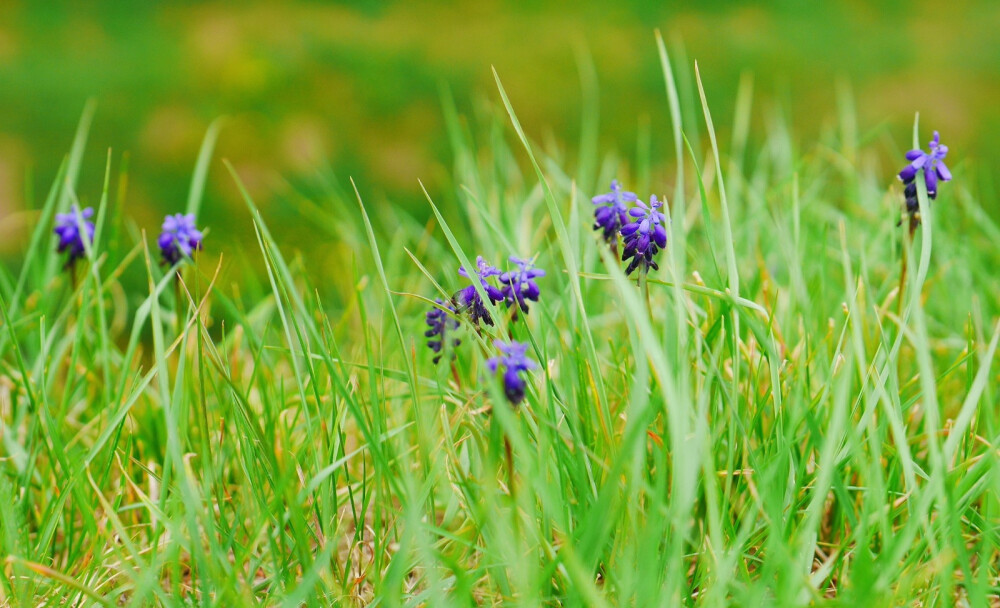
[425,299,460,364]
[499,256,545,314]
[620,194,668,276]
[158,213,204,265]
[486,340,537,405]
[456,256,504,327]
[898,131,952,199]
[592,180,637,243]
[53,205,95,267]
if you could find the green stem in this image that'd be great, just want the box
[504,434,515,498]
[173,270,182,336]
[640,267,651,318]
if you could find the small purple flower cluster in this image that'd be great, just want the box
[53,206,96,268]
[897,131,953,228]
[499,257,546,314]
[621,195,668,276]
[425,299,460,364]
[422,254,544,405]
[158,213,205,265]
[592,180,668,276]
[591,180,636,243]
[456,256,506,327]
[55,208,205,269]
[486,340,537,405]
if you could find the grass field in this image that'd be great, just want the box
[1,36,999,606]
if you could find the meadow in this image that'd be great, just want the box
[2,26,1000,608]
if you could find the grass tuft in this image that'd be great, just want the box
[1,47,998,607]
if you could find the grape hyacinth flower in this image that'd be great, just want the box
[486,340,537,405]
[53,205,95,267]
[898,131,952,199]
[499,257,546,314]
[592,180,638,243]
[158,213,204,265]
[425,299,460,364]
[620,194,668,276]
[456,256,504,327]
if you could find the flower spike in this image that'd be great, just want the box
[425,299,460,363]
[455,256,504,327]
[53,205,95,268]
[592,180,638,244]
[486,340,537,405]
[620,195,668,276]
[499,256,545,314]
[158,213,204,265]
[897,131,952,229]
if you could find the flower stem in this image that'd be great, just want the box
[639,267,651,318]
[173,271,182,336]
[897,221,916,317]
[504,435,515,498]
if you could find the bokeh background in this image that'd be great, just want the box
[0,1,998,263]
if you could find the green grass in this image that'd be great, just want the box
[2,40,1000,607]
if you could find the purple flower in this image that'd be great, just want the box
[592,180,638,243]
[158,213,204,265]
[425,299,460,364]
[898,131,952,199]
[499,257,546,314]
[620,195,668,276]
[455,256,504,327]
[53,205,95,266]
[486,340,537,405]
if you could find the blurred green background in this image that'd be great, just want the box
[0,1,998,261]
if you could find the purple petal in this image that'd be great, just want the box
[503,368,525,399]
[924,167,938,196]
[653,225,667,248]
[898,165,918,182]
[485,285,505,302]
